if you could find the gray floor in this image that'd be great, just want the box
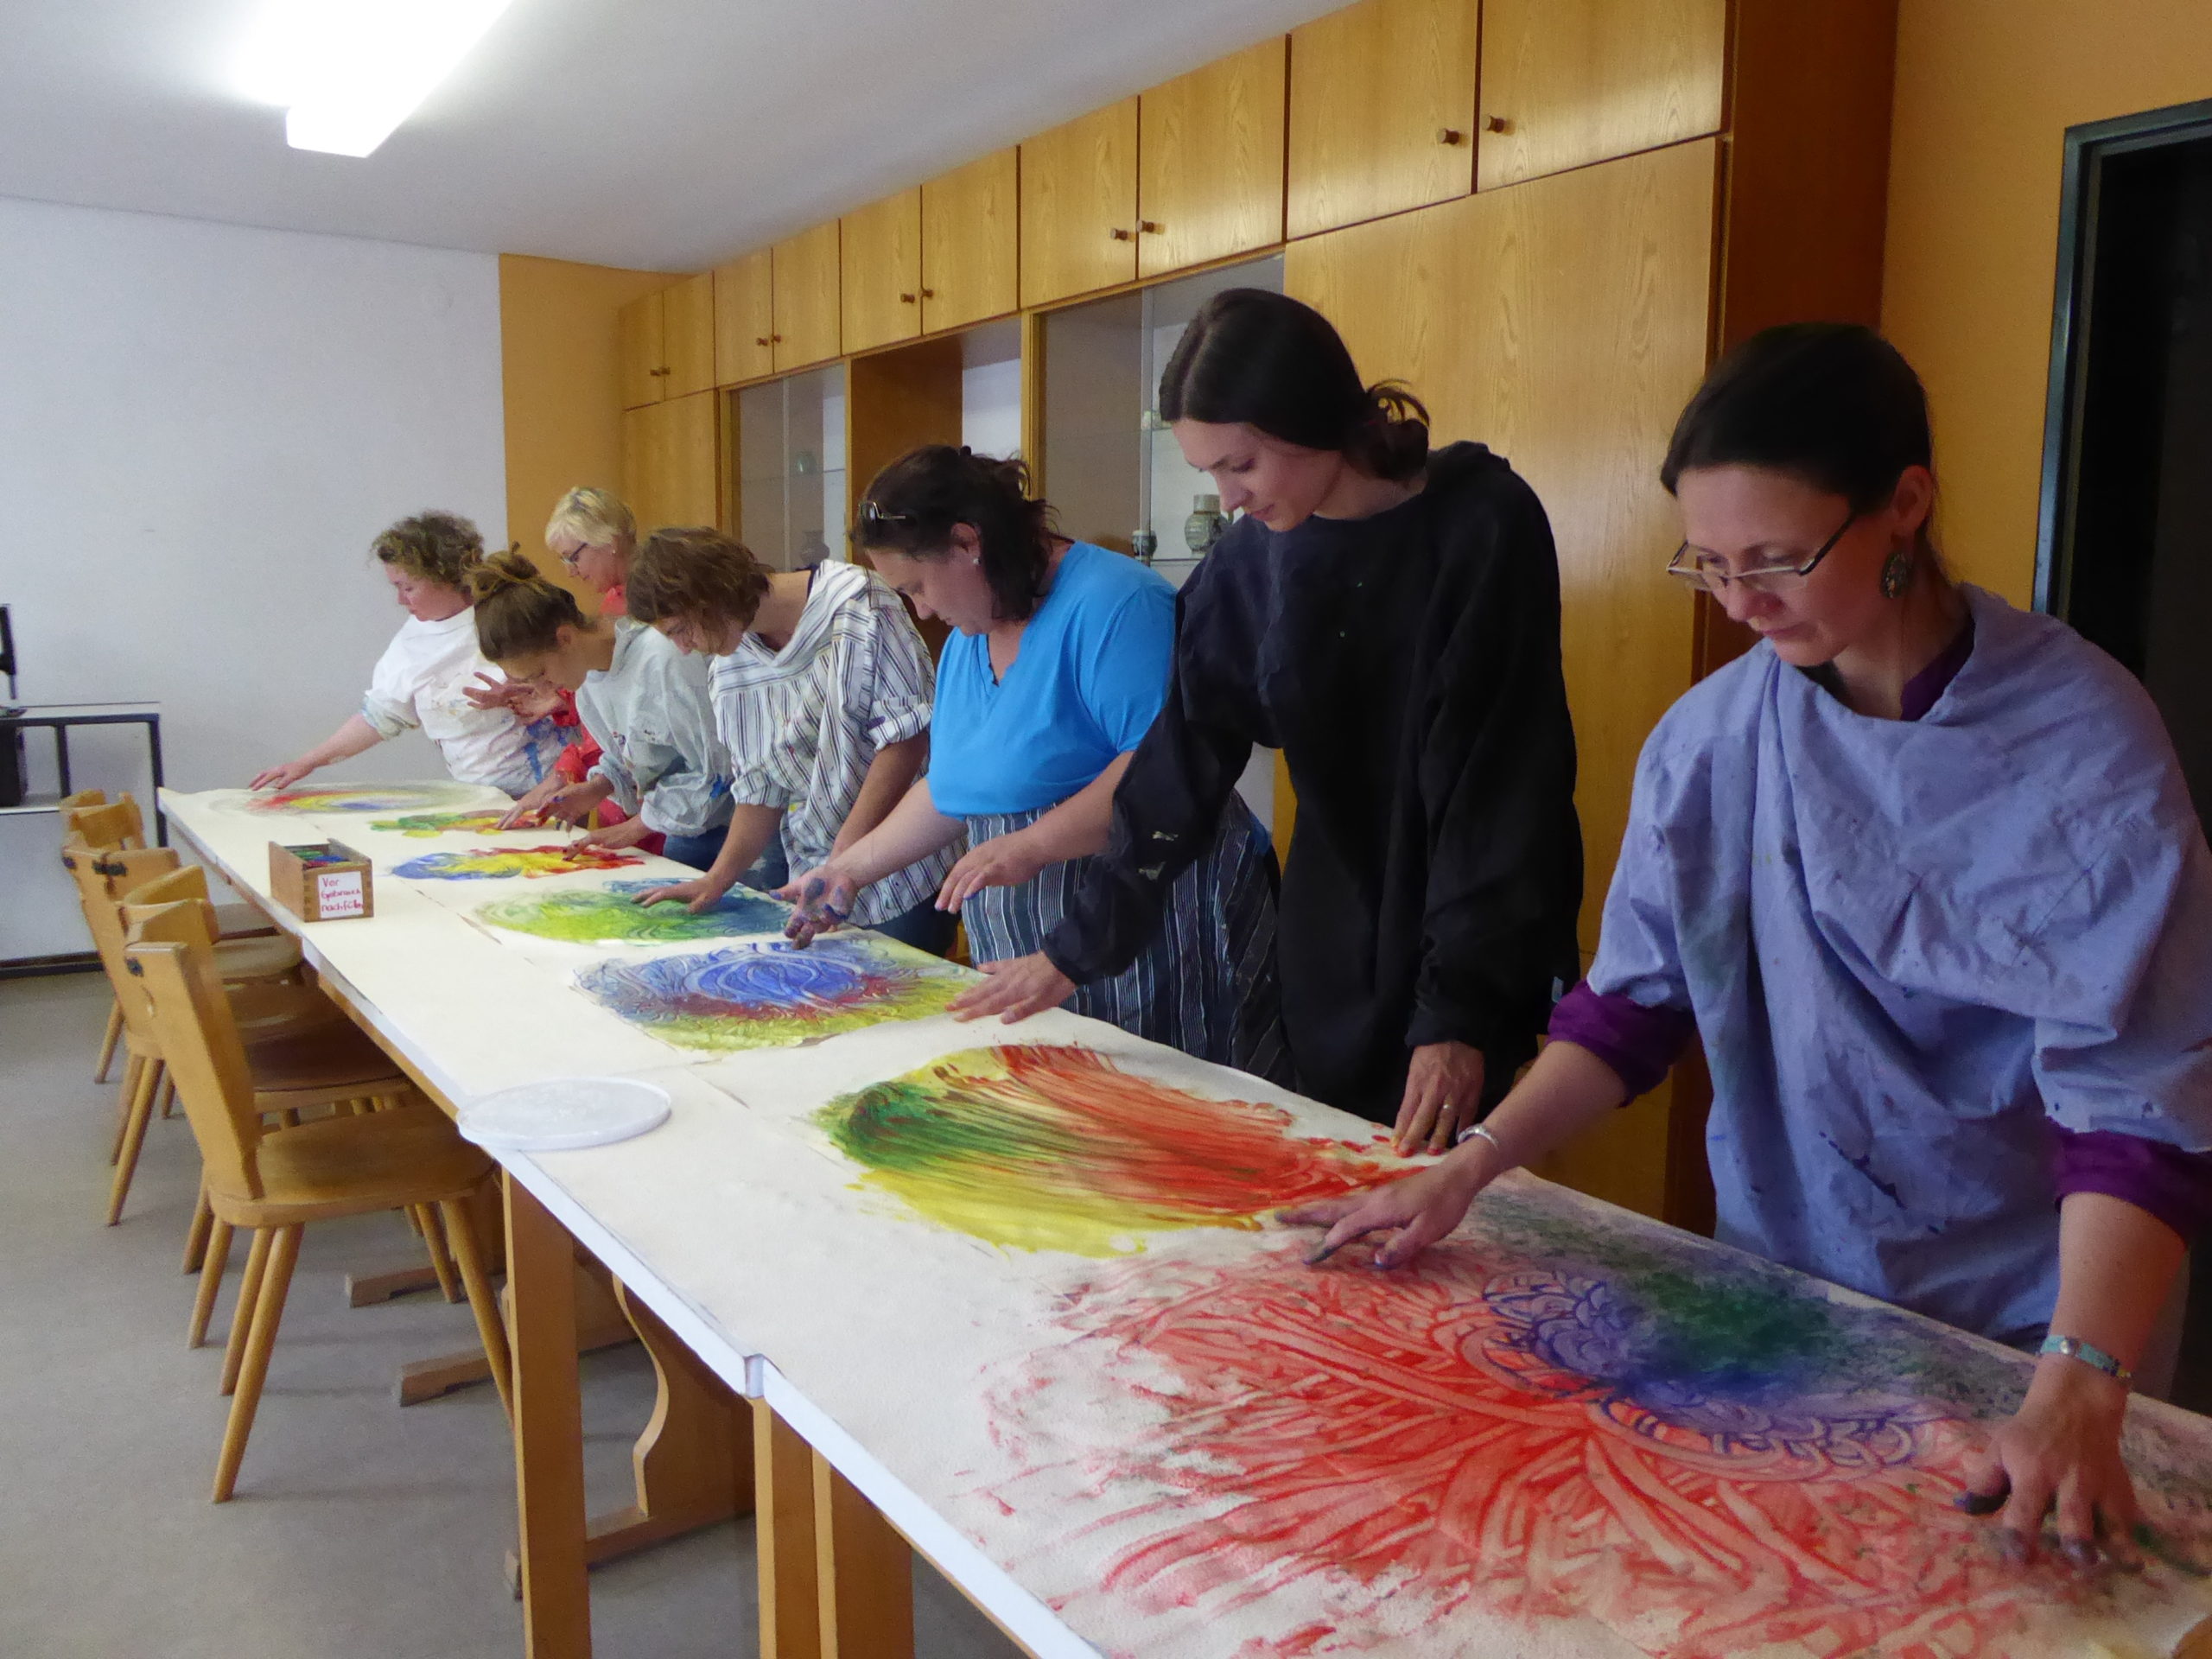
[0,971,1022,1659]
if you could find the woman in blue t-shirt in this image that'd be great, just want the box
[783,445,1285,1077]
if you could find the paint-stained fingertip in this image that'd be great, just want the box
[1952,1491,2007,1516]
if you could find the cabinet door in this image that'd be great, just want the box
[841,189,924,356]
[620,391,722,533]
[1020,99,1139,308]
[713,250,775,386]
[772,221,842,372]
[920,149,1019,334]
[662,272,716,399]
[1138,37,1287,279]
[617,289,664,409]
[1476,0,1726,188]
[1287,0,1479,238]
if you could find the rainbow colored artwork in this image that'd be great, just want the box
[476,879,788,944]
[365,810,515,837]
[814,1045,1391,1255]
[246,782,488,815]
[575,936,965,1052]
[987,1191,2212,1657]
[393,844,645,880]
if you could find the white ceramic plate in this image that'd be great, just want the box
[457,1076,672,1152]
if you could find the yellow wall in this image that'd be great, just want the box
[1882,0,2212,604]
[498,253,674,606]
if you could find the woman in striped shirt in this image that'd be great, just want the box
[626,527,957,952]
[785,447,1286,1078]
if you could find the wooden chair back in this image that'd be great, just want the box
[62,848,160,1044]
[120,864,220,942]
[59,787,107,810]
[124,906,265,1198]
[66,797,145,852]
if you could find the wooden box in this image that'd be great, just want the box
[268,841,374,923]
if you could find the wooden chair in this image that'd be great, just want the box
[58,791,127,1082]
[65,797,277,941]
[125,905,511,1502]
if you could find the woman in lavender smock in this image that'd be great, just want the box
[1295,324,2212,1570]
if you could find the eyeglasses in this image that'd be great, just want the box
[1666,512,1859,594]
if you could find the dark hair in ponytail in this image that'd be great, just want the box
[1156,289,1430,482]
[466,549,586,663]
[854,446,1059,622]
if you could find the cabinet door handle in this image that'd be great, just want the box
[899,292,917,304]
[771,334,784,343]
[920,288,935,299]
[1484,114,1510,133]
[1109,226,1134,242]
[1139,219,1164,234]
[1437,127,1465,146]
[755,335,770,346]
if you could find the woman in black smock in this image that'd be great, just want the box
[948,289,1584,1153]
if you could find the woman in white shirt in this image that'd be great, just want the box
[466,551,735,869]
[251,512,570,796]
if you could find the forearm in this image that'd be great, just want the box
[1427,1040,1632,1191]
[832,779,963,886]
[701,804,784,887]
[302,715,385,768]
[2044,1192,2186,1372]
[1022,753,1134,865]
[832,734,929,857]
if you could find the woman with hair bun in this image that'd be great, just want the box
[944,289,1584,1154]
[466,551,734,869]
[250,511,572,796]
[786,446,1285,1075]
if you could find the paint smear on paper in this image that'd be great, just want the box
[814,1045,1391,1256]
[576,935,964,1052]
[247,782,487,815]
[365,810,514,837]
[393,845,645,880]
[477,879,789,944]
[986,1200,2212,1657]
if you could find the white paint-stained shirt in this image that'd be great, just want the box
[579,620,733,838]
[709,561,955,926]
[362,608,571,794]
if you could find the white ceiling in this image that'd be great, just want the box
[2,0,1341,273]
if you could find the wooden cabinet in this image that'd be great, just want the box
[620,390,721,533]
[921,149,1019,334]
[1020,99,1139,308]
[617,289,664,409]
[841,189,924,356]
[661,273,715,398]
[712,249,775,386]
[772,222,842,372]
[1287,0,1480,238]
[1476,0,1726,188]
[1138,37,1287,280]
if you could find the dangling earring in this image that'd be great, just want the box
[1879,546,1915,601]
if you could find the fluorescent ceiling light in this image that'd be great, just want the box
[238,0,518,158]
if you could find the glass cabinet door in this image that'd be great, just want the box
[734,363,849,572]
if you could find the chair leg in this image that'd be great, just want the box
[440,1196,513,1426]
[182,1181,214,1273]
[94,999,122,1084]
[213,1224,301,1503]
[221,1228,274,1395]
[105,1060,163,1226]
[189,1219,234,1348]
[415,1205,462,1304]
[157,1074,178,1118]
[110,1054,146,1165]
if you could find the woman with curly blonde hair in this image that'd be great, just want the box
[250,511,572,795]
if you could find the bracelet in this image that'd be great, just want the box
[2039,1334,2133,1386]
[1456,1123,1506,1160]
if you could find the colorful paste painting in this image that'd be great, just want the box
[393,844,645,880]
[243,782,491,815]
[575,936,967,1052]
[816,1044,1391,1255]
[475,879,789,944]
[977,1180,2212,1659]
[365,810,515,837]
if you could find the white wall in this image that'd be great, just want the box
[0,194,506,794]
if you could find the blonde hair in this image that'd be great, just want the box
[544,487,637,557]
[467,549,588,662]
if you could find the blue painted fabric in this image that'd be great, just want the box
[1588,583,2212,1344]
[927,542,1174,817]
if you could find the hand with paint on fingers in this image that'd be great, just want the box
[1955,1356,2144,1571]
[520,776,611,829]
[1394,1040,1485,1155]
[579,815,653,852]
[250,758,315,791]
[934,830,1052,912]
[633,872,730,913]
[949,951,1077,1023]
[1283,1140,1499,1269]
[462,672,563,720]
[780,865,859,947]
